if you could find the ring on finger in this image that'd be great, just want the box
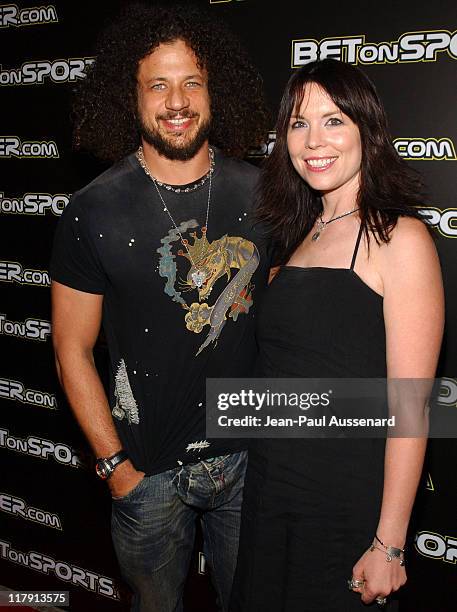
[375,596,387,606]
[347,578,365,590]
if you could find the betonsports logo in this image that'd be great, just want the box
[0,377,56,408]
[0,492,62,530]
[0,429,88,468]
[436,377,457,406]
[394,138,456,161]
[0,57,95,86]
[0,314,51,341]
[0,261,50,286]
[248,134,457,168]
[415,531,457,564]
[0,192,70,215]
[0,540,118,599]
[419,208,457,239]
[248,131,276,158]
[292,30,457,67]
[0,136,59,158]
[0,4,58,28]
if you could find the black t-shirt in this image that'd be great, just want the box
[50,148,270,475]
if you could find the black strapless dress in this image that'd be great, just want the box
[230,228,399,611]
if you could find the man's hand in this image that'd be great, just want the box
[108,460,146,499]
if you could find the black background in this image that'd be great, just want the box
[1,1,456,610]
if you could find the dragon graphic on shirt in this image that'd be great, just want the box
[157,219,259,355]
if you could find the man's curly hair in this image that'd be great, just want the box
[73,1,269,162]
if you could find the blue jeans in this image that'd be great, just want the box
[111,451,247,612]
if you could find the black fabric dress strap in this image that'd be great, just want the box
[350,225,364,270]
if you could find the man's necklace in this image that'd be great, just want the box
[137,145,215,193]
[311,207,359,241]
[136,146,214,289]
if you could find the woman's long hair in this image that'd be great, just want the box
[257,59,424,265]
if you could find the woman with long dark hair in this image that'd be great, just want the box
[230,59,444,611]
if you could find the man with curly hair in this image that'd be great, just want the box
[50,2,269,611]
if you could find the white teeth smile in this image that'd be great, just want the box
[168,118,189,125]
[306,157,337,168]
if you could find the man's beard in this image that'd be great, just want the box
[137,112,211,161]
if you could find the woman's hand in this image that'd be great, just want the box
[268,266,280,284]
[351,546,406,604]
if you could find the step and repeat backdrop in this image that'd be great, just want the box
[1,1,456,610]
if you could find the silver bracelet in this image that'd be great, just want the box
[371,535,405,566]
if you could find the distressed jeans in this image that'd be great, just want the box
[111,451,247,612]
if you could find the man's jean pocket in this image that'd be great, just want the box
[111,450,247,612]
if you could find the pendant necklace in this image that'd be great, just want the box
[311,207,359,242]
[136,146,214,289]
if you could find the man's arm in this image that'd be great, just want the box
[51,280,144,496]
